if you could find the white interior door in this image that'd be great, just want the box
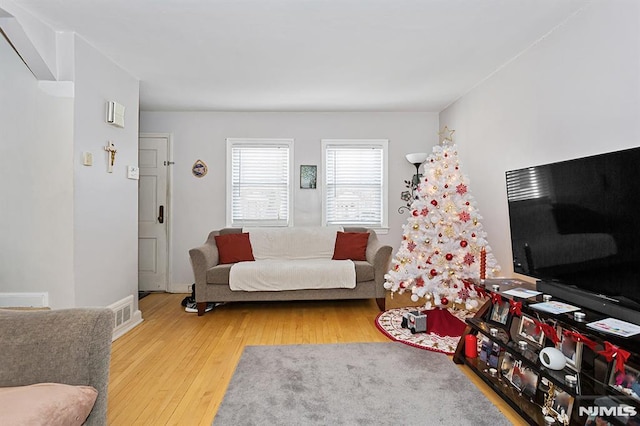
[138,135,169,291]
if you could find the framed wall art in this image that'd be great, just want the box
[300,165,317,189]
[192,159,208,178]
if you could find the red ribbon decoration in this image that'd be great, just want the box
[491,293,502,305]
[598,341,631,374]
[562,329,598,351]
[533,319,560,345]
[508,299,522,316]
[474,286,487,299]
[462,279,473,290]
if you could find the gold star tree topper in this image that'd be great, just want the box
[438,126,455,145]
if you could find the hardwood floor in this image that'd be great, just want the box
[108,293,525,425]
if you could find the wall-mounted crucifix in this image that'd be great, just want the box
[104,141,117,173]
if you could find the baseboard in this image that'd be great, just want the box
[0,292,49,308]
[108,295,143,341]
[167,282,191,294]
[111,309,143,341]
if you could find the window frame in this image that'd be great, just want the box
[321,139,389,232]
[226,138,294,228]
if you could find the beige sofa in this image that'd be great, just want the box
[0,308,114,425]
[189,227,392,315]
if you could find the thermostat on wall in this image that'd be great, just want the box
[127,166,139,180]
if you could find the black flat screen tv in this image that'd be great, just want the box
[506,146,640,321]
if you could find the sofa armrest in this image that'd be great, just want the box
[0,308,114,426]
[189,231,220,300]
[365,231,393,298]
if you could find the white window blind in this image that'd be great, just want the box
[227,139,293,227]
[323,140,388,228]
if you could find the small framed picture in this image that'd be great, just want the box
[500,352,516,382]
[556,327,582,372]
[541,378,574,424]
[551,387,574,422]
[511,361,539,400]
[584,415,612,426]
[489,300,510,326]
[609,363,640,401]
[583,396,637,425]
[488,342,501,369]
[479,337,492,363]
[300,165,317,189]
[518,315,545,346]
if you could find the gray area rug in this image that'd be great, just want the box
[213,342,511,425]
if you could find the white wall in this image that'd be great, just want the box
[0,29,140,310]
[0,0,58,78]
[139,111,439,289]
[439,0,640,277]
[0,35,75,307]
[73,35,140,308]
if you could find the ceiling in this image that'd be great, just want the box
[15,0,590,112]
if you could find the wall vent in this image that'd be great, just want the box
[108,295,136,337]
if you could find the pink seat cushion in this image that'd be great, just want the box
[0,383,98,426]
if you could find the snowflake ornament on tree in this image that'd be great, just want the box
[384,132,500,310]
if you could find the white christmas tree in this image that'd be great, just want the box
[384,132,500,310]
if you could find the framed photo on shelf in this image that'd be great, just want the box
[551,387,574,422]
[583,396,634,426]
[500,352,516,382]
[608,363,640,401]
[512,362,539,401]
[479,336,492,363]
[556,327,583,372]
[488,342,501,369]
[518,314,545,346]
[541,378,574,424]
[489,300,511,327]
[583,415,612,426]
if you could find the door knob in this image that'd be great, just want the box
[158,205,164,224]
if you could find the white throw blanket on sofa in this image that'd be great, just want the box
[229,259,356,292]
[230,226,356,292]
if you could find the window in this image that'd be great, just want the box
[322,139,388,229]
[226,139,293,227]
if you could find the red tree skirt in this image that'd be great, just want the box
[375,307,474,354]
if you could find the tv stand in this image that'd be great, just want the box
[537,280,640,325]
[454,279,640,425]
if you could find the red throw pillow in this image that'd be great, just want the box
[332,231,369,261]
[214,233,255,264]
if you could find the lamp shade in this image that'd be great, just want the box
[405,152,429,165]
